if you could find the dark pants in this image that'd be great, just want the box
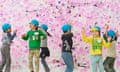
[0,45,11,72]
[62,52,74,72]
[103,57,116,72]
[40,47,50,72]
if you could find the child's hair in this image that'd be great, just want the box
[98,31,101,37]
[35,26,38,30]
[114,36,118,41]
[46,31,52,37]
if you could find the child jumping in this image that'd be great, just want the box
[81,26,111,72]
[61,24,74,72]
[22,19,46,72]
[0,23,17,72]
[103,25,118,72]
[39,24,51,72]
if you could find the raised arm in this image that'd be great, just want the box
[102,36,112,48]
[10,31,17,40]
[81,27,91,43]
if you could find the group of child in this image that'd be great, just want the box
[61,23,118,72]
[0,19,50,72]
[82,25,118,72]
[0,19,118,72]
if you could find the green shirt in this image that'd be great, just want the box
[22,30,46,50]
[92,38,102,50]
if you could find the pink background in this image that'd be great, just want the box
[0,0,120,72]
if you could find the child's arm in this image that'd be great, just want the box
[104,23,109,35]
[102,37,112,48]
[10,30,17,40]
[103,24,111,42]
[22,32,29,40]
[10,33,16,40]
[103,24,109,38]
[81,27,91,43]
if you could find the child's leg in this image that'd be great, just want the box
[0,45,11,72]
[41,57,50,72]
[40,48,50,72]
[4,47,11,72]
[34,50,40,72]
[97,55,104,72]
[62,52,74,72]
[104,57,115,72]
[109,57,115,72]
[90,56,97,72]
[0,47,7,71]
[103,57,109,72]
[29,50,34,72]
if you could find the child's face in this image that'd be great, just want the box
[30,24,36,30]
[67,30,70,33]
[6,28,11,33]
[69,29,71,32]
[92,30,99,37]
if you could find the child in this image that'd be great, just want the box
[22,19,46,72]
[0,23,17,72]
[103,25,118,72]
[81,26,111,72]
[61,24,74,72]
[39,24,51,72]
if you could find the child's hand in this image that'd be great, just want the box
[105,24,109,30]
[14,29,17,33]
[22,34,26,37]
[104,24,109,34]
[81,27,85,33]
[116,30,119,36]
[107,36,112,42]
[105,21,110,29]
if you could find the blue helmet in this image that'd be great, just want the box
[2,23,11,31]
[61,24,71,32]
[107,30,115,38]
[65,24,72,30]
[40,24,48,31]
[30,19,39,26]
